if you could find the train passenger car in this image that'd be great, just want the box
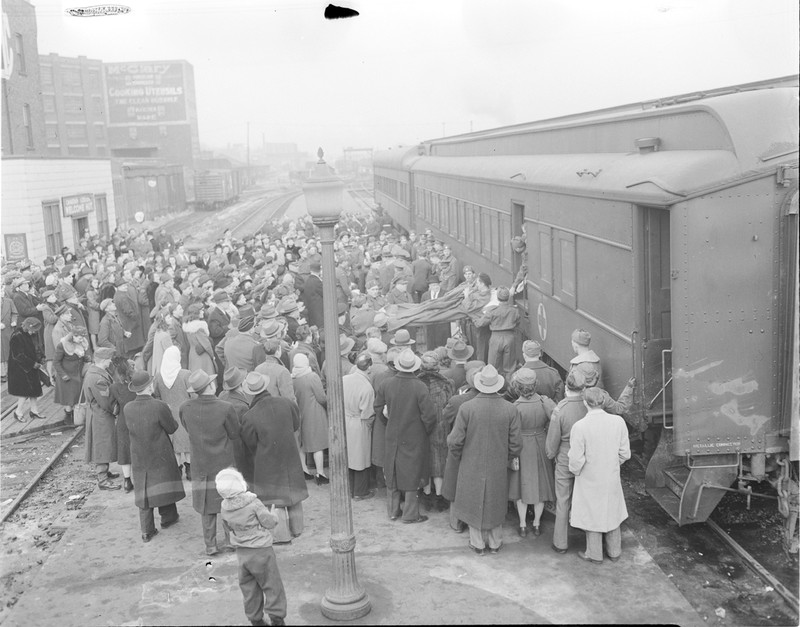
[374,80,799,550]
[194,169,239,210]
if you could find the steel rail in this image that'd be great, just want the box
[705,518,799,615]
[1,426,85,524]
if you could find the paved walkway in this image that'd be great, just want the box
[4,471,701,626]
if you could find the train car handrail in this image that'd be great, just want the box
[662,349,673,430]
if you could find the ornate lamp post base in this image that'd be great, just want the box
[321,588,372,621]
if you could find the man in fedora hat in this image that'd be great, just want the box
[207,290,234,348]
[448,364,522,555]
[241,372,309,539]
[179,369,240,555]
[441,362,485,532]
[123,370,185,542]
[83,346,122,490]
[374,348,436,524]
[320,333,355,390]
[441,339,474,391]
[222,306,266,373]
[219,366,254,483]
[255,338,296,402]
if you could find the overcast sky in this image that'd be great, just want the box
[31,0,799,157]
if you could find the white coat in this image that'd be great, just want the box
[568,407,630,532]
[342,369,374,471]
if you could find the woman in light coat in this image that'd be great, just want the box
[342,354,375,499]
[183,304,216,377]
[568,386,631,564]
[153,345,193,479]
[291,353,329,484]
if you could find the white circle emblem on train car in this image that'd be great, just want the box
[537,302,547,342]
[134,211,145,223]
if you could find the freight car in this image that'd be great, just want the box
[373,78,799,551]
[194,168,241,210]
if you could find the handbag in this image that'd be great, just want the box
[73,387,87,426]
[37,368,52,388]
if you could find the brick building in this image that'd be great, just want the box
[39,53,108,157]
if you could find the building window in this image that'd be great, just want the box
[67,146,90,156]
[22,104,34,148]
[88,69,101,91]
[64,96,84,115]
[92,96,103,117]
[66,124,88,139]
[61,68,81,88]
[95,195,109,237]
[94,124,105,139]
[14,33,26,75]
[45,124,59,143]
[42,202,63,256]
[42,95,57,114]
[40,64,53,85]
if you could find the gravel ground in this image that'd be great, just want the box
[0,432,94,625]
[621,458,798,626]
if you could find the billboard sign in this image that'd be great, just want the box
[105,62,186,124]
[62,194,94,218]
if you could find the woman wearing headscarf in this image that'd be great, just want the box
[8,317,46,422]
[153,345,193,480]
[110,355,136,493]
[183,303,217,377]
[291,353,329,484]
[417,351,455,511]
[53,325,91,424]
[508,368,556,538]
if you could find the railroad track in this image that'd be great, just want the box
[629,452,799,616]
[347,184,375,213]
[230,190,301,239]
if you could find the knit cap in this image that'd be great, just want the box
[215,468,248,499]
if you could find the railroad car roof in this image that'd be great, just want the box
[372,146,422,169]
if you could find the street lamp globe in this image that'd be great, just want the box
[303,148,344,222]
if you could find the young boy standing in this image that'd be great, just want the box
[216,468,288,626]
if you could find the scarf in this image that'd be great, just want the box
[61,335,88,357]
[291,364,312,379]
[160,345,182,389]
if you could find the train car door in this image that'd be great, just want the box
[642,207,672,426]
[510,201,529,363]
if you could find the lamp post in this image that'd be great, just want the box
[303,148,371,621]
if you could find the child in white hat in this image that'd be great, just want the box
[215,467,287,626]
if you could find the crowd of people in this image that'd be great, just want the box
[1,207,636,626]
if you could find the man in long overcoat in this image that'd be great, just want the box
[299,260,324,328]
[218,367,254,483]
[240,372,309,538]
[343,354,375,499]
[373,348,436,524]
[441,361,484,532]
[114,278,147,356]
[123,370,185,542]
[179,369,240,555]
[448,365,522,555]
[83,347,121,490]
[568,386,630,564]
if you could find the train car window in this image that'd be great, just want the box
[441,197,449,232]
[500,215,512,268]
[457,200,466,243]
[490,211,501,263]
[535,224,553,295]
[554,230,576,308]
[481,209,493,259]
[465,203,475,248]
[449,198,458,240]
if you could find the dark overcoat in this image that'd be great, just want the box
[374,371,436,491]
[219,389,253,483]
[110,382,136,466]
[448,393,522,529]
[123,394,186,509]
[300,274,324,328]
[83,364,117,464]
[1,296,18,363]
[179,396,239,514]
[8,329,43,398]
[240,393,308,507]
[441,389,478,501]
[370,367,395,467]
[97,313,125,355]
[114,285,146,353]
[53,343,88,405]
[417,369,455,477]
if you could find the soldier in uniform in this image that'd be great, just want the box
[83,347,121,490]
[476,286,520,378]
